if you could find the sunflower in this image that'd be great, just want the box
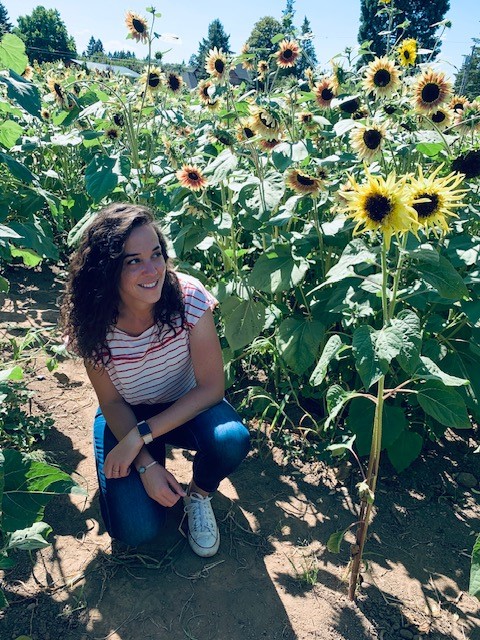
[276,39,301,68]
[453,101,480,135]
[297,111,317,130]
[41,109,50,120]
[241,43,255,71]
[413,68,452,115]
[22,65,34,81]
[177,164,208,191]
[113,112,125,127]
[341,170,418,248]
[236,118,256,142]
[406,164,465,235]
[350,123,386,161]
[104,126,121,141]
[363,56,401,99]
[205,47,229,83]
[449,95,469,113]
[140,66,162,92]
[257,60,269,81]
[259,138,281,151]
[47,77,66,107]
[304,67,315,88]
[166,72,183,93]
[452,150,480,179]
[125,11,148,44]
[314,77,336,108]
[286,169,324,196]
[250,106,282,140]
[424,107,453,131]
[397,38,417,67]
[339,96,362,115]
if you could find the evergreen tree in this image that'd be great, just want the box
[85,36,96,57]
[455,40,480,100]
[297,16,317,76]
[246,16,283,62]
[358,0,450,61]
[0,2,12,35]
[192,19,231,77]
[16,7,76,63]
[281,0,296,39]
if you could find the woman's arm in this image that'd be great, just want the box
[102,308,225,471]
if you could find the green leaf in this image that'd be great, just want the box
[10,247,42,267]
[271,33,286,44]
[414,356,469,386]
[310,335,346,387]
[327,527,350,553]
[276,317,324,375]
[6,522,52,551]
[470,534,480,600]
[327,434,356,457]
[0,588,8,609]
[0,70,41,118]
[248,245,309,293]
[0,223,21,239]
[10,217,59,260]
[325,385,354,429]
[323,239,378,287]
[1,450,86,532]
[0,152,35,183]
[346,398,407,456]
[272,140,309,171]
[0,366,23,381]
[222,296,266,351]
[238,172,285,220]
[417,382,471,429]
[416,142,443,157]
[352,325,388,389]
[0,33,28,74]
[85,155,118,202]
[204,148,238,185]
[0,274,9,293]
[387,430,423,473]
[392,310,422,374]
[67,209,97,247]
[0,120,23,149]
[416,255,469,300]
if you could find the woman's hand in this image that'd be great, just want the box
[140,463,186,507]
[104,428,143,478]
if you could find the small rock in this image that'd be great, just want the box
[399,630,414,639]
[457,472,477,488]
[37,375,46,381]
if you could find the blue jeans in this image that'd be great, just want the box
[93,399,250,546]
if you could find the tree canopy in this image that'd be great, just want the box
[85,36,104,58]
[455,41,480,100]
[358,0,450,61]
[16,6,77,64]
[0,2,12,36]
[246,16,283,62]
[191,19,231,77]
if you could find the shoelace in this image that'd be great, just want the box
[184,493,216,534]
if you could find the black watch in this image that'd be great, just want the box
[137,419,153,444]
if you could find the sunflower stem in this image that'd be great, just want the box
[388,233,408,317]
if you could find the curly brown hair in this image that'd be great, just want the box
[60,202,185,365]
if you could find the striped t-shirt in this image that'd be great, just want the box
[103,273,217,405]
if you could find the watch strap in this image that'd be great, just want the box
[137,460,158,474]
[136,419,153,444]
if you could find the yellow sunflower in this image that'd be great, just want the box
[41,108,50,120]
[166,72,183,93]
[363,56,401,99]
[276,39,301,68]
[125,11,149,44]
[449,95,469,113]
[250,106,282,140]
[236,118,257,142]
[47,77,66,106]
[413,68,452,115]
[140,66,162,92]
[22,65,34,81]
[286,169,324,196]
[397,38,417,67]
[177,164,208,191]
[406,164,466,235]
[205,47,229,83]
[314,77,336,108]
[297,111,318,130]
[241,43,255,71]
[424,107,453,131]
[341,170,418,248]
[257,60,269,81]
[104,126,121,141]
[350,123,386,162]
[453,101,480,135]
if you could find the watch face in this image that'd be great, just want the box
[138,466,146,474]
[137,420,152,437]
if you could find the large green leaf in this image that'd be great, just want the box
[272,140,310,171]
[310,335,346,387]
[238,171,285,220]
[222,295,266,351]
[0,224,21,239]
[0,120,23,149]
[204,148,238,185]
[470,534,480,600]
[0,34,28,74]
[6,522,52,551]
[345,398,407,456]
[0,71,41,118]
[417,382,471,429]
[1,449,85,532]
[324,238,378,287]
[276,317,324,375]
[352,325,388,389]
[0,152,35,183]
[392,310,422,374]
[325,384,355,429]
[387,430,423,473]
[10,217,59,260]
[10,247,42,267]
[248,245,309,293]
[414,356,469,386]
[416,255,469,300]
[85,155,118,202]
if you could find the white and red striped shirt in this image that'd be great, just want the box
[103,273,217,405]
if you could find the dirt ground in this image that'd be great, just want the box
[1,264,479,640]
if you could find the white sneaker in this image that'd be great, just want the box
[183,492,220,557]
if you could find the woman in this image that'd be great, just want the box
[61,203,250,556]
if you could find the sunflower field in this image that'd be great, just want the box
[0,5,479,600]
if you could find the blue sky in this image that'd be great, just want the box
[6,1,480,79]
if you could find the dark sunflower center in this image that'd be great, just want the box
[297,174,315,186]
[413,192,439,219]
[373,69,391,87]
[53,83,63,96]
[113,113,124,127]
[453,102,464,111]
[363,129,382,150]
[148,74,160,87]
[107,129,118,139]
[431,111,446,123]
[202,86,209,98]
[321,87,334,101]
[403,50,410,60]
[302,113,312,122]
[169,75,180,91]
[188,172,200,181]
[132,18,145,34]
[244,127,255,138]
[214,59,225,73]
[340,98,360,114]
[421,82,441,104]
[283,49,293,60]
[452,150,480,178]
[365,194,392,223]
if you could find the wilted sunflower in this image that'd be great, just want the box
[341,171,418,248]
[314,77,336,108]
[22,65,34,81]
[177,164,208,191]
[286,169,324,196]
[397,38,417,67]
[257,60,269,81]
[236,118,256,142]
[339,96,362,115]
[452,150,480,179]
[413,68,451,115]
[166,72,183,93]
[259,138,281,151]
[407,164,465,235]
[241,43,255,71]
[47,77,66,106]
[276,39,301,68]
[453,101,480,135]
[304,67,315,88]
[104,126,121,141]
[363,56,401,99]
[113,112,125,127]
[125,11,148,44]
[424,107,453,130]
[449,94,469,113]
[197,79,220,110]
[350,123,386,161]
[205,47,229,83]
[140,66,162,92]
[250,106,282,140]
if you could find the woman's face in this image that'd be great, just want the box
[118,223,167,312]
